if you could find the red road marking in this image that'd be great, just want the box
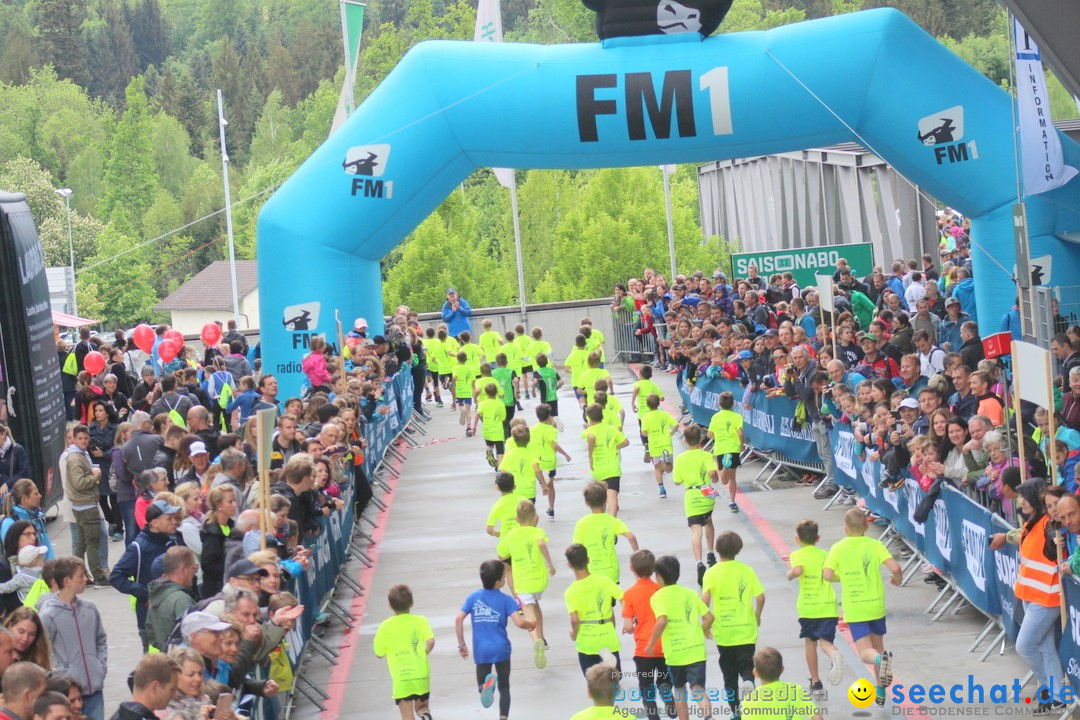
[320,443,406,720]
[629,363,922,713]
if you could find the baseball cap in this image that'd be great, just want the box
[227,559,270,581]
[17,546,47,566]
[189,441,208,457]
[145,499,181,524]
[763,329,778,338]
[860,333,879,344]
[181,611,232,638]
[736,350,754,361]
[898,397,919,410]
[446,287,457,295]
[361,338,375,347]
[712,271,726,279]
[354,317,368,330]
[945,297,960,307]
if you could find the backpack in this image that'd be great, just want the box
[62,352,78,376]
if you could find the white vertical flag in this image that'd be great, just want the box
[816,274,834,312]
[1013,18,1077,195]
[475,0,515,188]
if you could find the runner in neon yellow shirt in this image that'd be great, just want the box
[593,389,624,430]
[673,425,720,585]
[450,353,474,433]
[500,330,523,382]
[739,647,823,720]
[532,353,563,429]
[372,585,435,717]
[580,354,612,408]
[787,519,842,695]
[530,404,570,521]
[513,324,534,400]
[472,364,503,404]
[497,500,556,668]
[581,321,605,364]
[472,384,508,467]
[569,663,622,720]
[631,365,664,460]
[458,330,484,379]
[564,335,590,410]
[706,391,745,513]
[640,394,678,498]
[423,328,446,407]
[823,508,902,707]
[485,472,520,538]
[478,319,503,363]
[646,554,715,720]
[701,530,765,716]
[572,481,637,584]
[497,425,548,502]
[528,327,553,366]
[564,543,623,672]
[581,404,628,516]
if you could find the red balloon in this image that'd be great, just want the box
[158,339,178,363]
[133,324,155,354]
[201,322,222,347]
[164,329,184,347]
[84,350,106,375]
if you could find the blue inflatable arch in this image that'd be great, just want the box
[258,8,1080,396]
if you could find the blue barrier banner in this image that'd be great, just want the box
[1060,577,1080,690]
[891,479,919,551]
[921,493,953,576]
[831,427,858,490]
[989,522,1024,642]
[856,456,901,523]
[944,486,1002,618]
[682,376,819,464]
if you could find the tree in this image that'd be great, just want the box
[87,0,139,105]
[150,112,196,199]
[38,212,103,269]
[34,0,89,86]
[126,0,169,72]
[0,157,64,228]
[76,217,162,328]
[100,77,158,227]
[0,24,38,85]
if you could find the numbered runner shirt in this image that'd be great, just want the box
[486,492,522,537]
[823,535,893,623]
[491,367,517,407]
[633,378,664,415]
[641,409,677,455]
[496,525,550,594]
[672,448,717,517]
[372,613,434,699]
[529,422,558,471]
[498,444,539,500]
[535,365,560,403]
[572,512,630,583]
[460,588,521,664]
[451,364,474,399]
[701,560,764,646]
[477,398,507,442]
[708,408,744,456]
[582,423,625,481]
[565,347,589,388]
[789,545,838,619]
[479,331,503,362]
[649,584,709,666]
[564,573,623,654]
[740,681,818,720]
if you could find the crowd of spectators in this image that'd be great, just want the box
[0,309,427,719]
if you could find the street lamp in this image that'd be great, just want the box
[54,188,75,315]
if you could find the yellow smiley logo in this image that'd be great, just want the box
[847,678,876,708]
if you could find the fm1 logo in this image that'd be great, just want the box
[576,67,732,142]
[344,145,395,199]
[917,105,979,166]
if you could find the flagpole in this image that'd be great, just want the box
[509,178,527,324]
[662,165,677,280]
[216,90,241,325]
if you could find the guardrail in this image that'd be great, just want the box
[678,373,1080,695]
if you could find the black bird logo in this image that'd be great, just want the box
[343,152,379,175]
[283,310,311,331]
[918,117,957,146]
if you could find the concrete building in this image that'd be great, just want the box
[153,260,259,334]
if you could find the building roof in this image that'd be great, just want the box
[154,260,258,312]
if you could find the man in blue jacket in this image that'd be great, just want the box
[441,287,472,337]
[110,499,179,652]
[950,268,977,323]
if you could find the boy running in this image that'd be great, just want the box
[823,508,902,708]
[739,647,823,720]
[582,404,629,516]
[706,391,745,513]
[373,584,435,720]
[570,664,621,720]
[530,404,570,520]
[513,325,534,400]
[580,353,612,408]
[672,424,720,586]
[498,425,548,506]
[452,352,475,432]
[456,560,535,718]
[479,319,503,363]
[497,501,557,669]
[473,363,502,404]
[459,331,484,380]
[572,482,638,586]
[701,531,765,716]
[646,555,714,720]
[787,519,843,697]
[423,328,446,407]
[532,354,563,430]
[640,394,678,498]
[501,331,524,410]
[622,550,675,720]
[492,353,518,438]
[528,327,553,368]
[565,335,590,415]
[564,543,623,675]
[631,365,664,462]
[485,472,521,539]
[473,384,508,468]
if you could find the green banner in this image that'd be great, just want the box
[730,242,875,287]
[342,1,365,77]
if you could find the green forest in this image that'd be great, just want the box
[0,0,1075,325]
